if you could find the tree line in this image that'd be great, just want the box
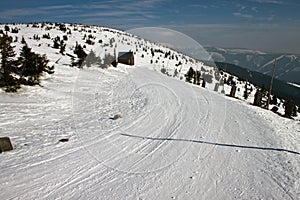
[184,66,298,118]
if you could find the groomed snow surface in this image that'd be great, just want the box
[1,63,299,200]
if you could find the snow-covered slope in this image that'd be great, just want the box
[0,23,300,199]
[1,64,299,199]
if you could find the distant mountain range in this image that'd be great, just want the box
[206,47,300,84]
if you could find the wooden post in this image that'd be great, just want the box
[267,59,277,109]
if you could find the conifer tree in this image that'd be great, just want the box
[253,88,263,106]
[0,34,20,92]
[230,84,237,97]
[21,36,26,44]
[85,50,99,67]
[185,67,195,83]
[270,94,278,105]
[18,43,54,86]
[102,53,115,68]
[201,79,206,88]
[4,25,10,32]
[243,82,250,100]
[284,100,295,118]
[194,70,201,85]
[73,42,87,67]
[60,40,66,55]
[53,36,60,49]
[173,68,178,77]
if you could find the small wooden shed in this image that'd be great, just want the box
[118,52,134,66]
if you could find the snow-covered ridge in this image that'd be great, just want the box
[0,23,254,98]
[0,23,223,90]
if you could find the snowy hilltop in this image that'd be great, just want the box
[0,23,299,199]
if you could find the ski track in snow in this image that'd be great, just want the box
[0,66,299,200]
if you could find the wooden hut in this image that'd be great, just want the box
[118,52,134,65]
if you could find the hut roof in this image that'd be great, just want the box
[118,52,133,59]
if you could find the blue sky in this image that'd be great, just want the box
[1,0,300,54]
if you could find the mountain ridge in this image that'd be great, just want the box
[206,46,300,84]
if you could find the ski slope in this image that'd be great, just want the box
[1,64,299,199]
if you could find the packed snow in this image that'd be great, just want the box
[0,23,299,199]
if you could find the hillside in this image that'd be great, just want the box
[0,23,220,91]
[0,23,300,199]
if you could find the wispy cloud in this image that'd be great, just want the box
[234,3,257,19]
[237,4,247,10]
[251,7,258,12]
[233,12,254,19]
[0,9,44,18]
[248,0,283,4]
[0,4,76,18]
[187,4,209,9]
[0,0,168,20]
[267,14,275,21]
[39,5,75,10]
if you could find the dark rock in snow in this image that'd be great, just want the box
[59,138,69,142]
[0,137,13,153]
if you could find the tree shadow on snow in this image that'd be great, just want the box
[120,133,300,156]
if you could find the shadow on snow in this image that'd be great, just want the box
[120,133,300,156]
